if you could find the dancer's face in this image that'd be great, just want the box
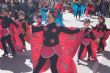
[37,17,42,23]
[98,17,103,23]
[2,10,8,16]
[18,14,24,19]
[84,22,90,27]
[47,13,55,24]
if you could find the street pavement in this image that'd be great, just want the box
[0,12,110,73]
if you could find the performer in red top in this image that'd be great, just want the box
[78,19,96,62]
[85,3,94,17]
[92,15,110,52]
[1,8,18,57]
[32,9,82,73]
[17,11,27,50]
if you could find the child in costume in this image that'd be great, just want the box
[17,11,27,51]
[1,8,18,57]
[92,15,110,52]
[78,19,97,62]
[32,9,82,73]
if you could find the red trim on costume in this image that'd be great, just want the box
[10,24,24,52]
[81,38,92,46]
[0,19,2,49]
[31,27,82,73]
[2,28,10,36]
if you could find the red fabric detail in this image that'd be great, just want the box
[17,21,31,43]
[41,45,55,58]
[81,39,92,46]
[31,27,82,73]
[92,29,109,49]
[24,25,31,43]
[10,24,24,52]
[2,28,10,36]
[80,41,98,60]
[54,3,64,12]
[79,29,98,60]
[57,56,77,73]
[103,31,110,47]
[18,22,25,34]
[85,5,94,16]
[80,29,110,60]
[0,19,2,49]
[0,21,27,50]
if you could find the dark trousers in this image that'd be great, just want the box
[98,41,104,51]
[19,33,25,47]
[98,37,104,51]
[33,54,58,73]
[78,43,92,59]
[1,34,15,54]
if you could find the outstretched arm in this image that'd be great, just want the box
[32,25,43,33]
[92,25,98,30]
[59,26,81,34]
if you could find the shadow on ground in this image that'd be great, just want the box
[103,51,110,60]
[0,51,32,73]
[96,63,110,73]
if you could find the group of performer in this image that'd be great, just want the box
[31,7,110,73]
[78,15,110,64]
[31,10,110,73]
[0,0,110,73]
[71,0,110,19]
[0,8,28,58]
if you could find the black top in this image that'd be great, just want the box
[32,22,80,47]
[93,23,108,32]
[2,16,18,28]
[0,16,2,19]
[83,28,95,40]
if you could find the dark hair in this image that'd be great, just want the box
[98,15,105,23]
[18,11,25,17]
[84,19,90,23]
[37,14,42,18]
[48,10,55,18]
[48,9,58,18]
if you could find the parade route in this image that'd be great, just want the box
[0,12,110,73]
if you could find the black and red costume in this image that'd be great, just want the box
[78,28,96,60]
[93,23,109,52]
[1,16,18,56]
[32,22,80,73]
[17,19,27,49]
